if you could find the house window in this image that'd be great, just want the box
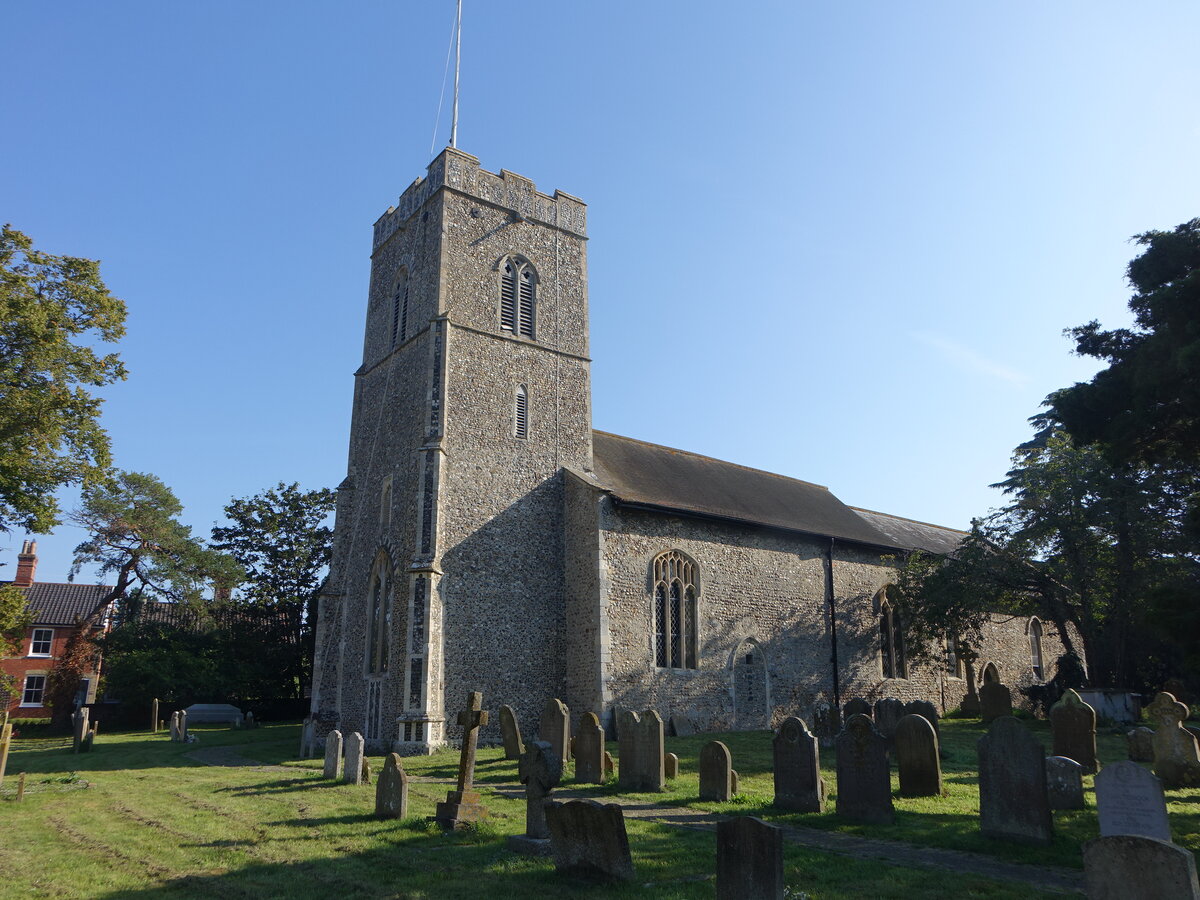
[21,674,46,706]
[879,592,907,679]
[652,550,698,669]
[365,553,392,674]
[1029,618,1044,680]
[29,628,53,656]
[391,270,410,347]
[500,258,536,338]
[514,385,528,439]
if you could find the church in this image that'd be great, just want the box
[308,147,1065,752]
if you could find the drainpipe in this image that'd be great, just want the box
[824,538,841,713]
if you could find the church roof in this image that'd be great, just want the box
[848,507,967,555]
[591,431,927,550]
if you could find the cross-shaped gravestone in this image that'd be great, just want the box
[434,691,490,828]
[1146,692,1200,788]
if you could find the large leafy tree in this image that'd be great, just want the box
[0,225,127,533]
[0,582,33,711]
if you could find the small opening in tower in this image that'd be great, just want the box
[514,385,528,439]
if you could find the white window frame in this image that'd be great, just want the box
[21,673,47,707]
[29,627,53,657]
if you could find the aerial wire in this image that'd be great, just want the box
[429,1,460,156]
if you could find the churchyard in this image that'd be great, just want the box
[0,710,1198,898]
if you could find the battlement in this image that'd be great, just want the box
[373,147,587,250]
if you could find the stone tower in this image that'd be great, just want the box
[310,148,591,751]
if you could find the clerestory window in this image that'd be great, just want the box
[500,258,536,339]
[652,550,698,669]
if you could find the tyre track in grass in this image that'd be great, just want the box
[48,815,175,883]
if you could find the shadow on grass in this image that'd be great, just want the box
[213,776,338,796]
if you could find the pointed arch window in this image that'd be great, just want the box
[365,553,393,675]
[652,550,698,669]
[879,590,906,679]
[380,477,393,529]
[391,269,410,348]
[500,258,536,339]
[1029,618,1044,680]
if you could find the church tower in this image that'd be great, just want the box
[310,148,592,751]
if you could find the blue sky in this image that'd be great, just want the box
[4,2,1198,585]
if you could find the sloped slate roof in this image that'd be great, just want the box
[4,582,113,626]
[591,431,909,549]
[850,507,967,556]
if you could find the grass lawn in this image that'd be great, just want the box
[0,716,1186,898]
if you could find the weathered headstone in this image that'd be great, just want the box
[507,739,563,856]
[539,697,571,765]
[731,770,740,794]
[178,709,188,741]
[618,709,665,792]
[979,681,1012,724]
[873,698,905,741]
[977,716,1053,844]
[700,740,734,801]
[716,816,784,900]
[835,714,894,824]
[360,756,371,784]
[497,704,524,761]
[603,750,615,778]
[545,799,634,882]
[670,713,697,737]
[772,716,825,813]
[1127,726,1155,763]
[1083,835,1200,900]
[1096,760,1172,842]
[664,752,679,779]
[616,708,640,790]
[343,732,365,785]
[895,714,941,797]
[323,729,343,779]
[151,698,159,734]
[1050,689,1099,774]
[299,718,314,758]
[811,702,840,744]
[1146,691,1200,788]
[434,691,490,828]
[842,697,871,720]
[574,712,605,784]
[72,708,90,754]
[1044,756,1085,810]
[903,700,940,743]
[375,753,409,819]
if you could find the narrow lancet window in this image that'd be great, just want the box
[391,270,410,348]
[514,385,528,439]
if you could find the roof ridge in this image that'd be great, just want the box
[850,505,968,535]
[592,430,830,492]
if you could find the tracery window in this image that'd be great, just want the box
[500,258,536,338]
[652,550,698,669]
[879,591,907,679]
[391,269,410,348]
[365,553,393,674]
[1029,618,1044,680]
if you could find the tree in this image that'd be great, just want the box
[0,582,33,711]
[210,482,335,694]
[0,225,127,533]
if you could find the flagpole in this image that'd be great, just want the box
[449,0,462,149]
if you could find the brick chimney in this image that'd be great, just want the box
[14,539,37,586]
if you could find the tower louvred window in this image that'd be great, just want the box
[518,269,535,337]
[500,257,536,338]
[500,263,517,331]
[391,270,410,348]
[514,385,528,439]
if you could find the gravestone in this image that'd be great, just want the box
[323,729,343,779]
[618,709,665,792]
[873,698,905,742]
[375,753,409,819]
[244,711,256,729]
[299,718,314,758]
[731,770,740,794]
[842,697,871,720]
[1044,756,1085,810]
[539,697,571,765]
[1083,835,1200,900]
[977,716,1053,844]
[670,713,696,737]
[603,750,615,778]
[835,714,893,824]
[498,704,524,761]
[169,711,179,742]
[360,757,371,784]
[1163,677,1189,704]
[665,752,679,780]
[545,799,634,882]
[700,741,734,801]
[1096,760,1172,842]
[1146,691,1200,788]
[716,816,784,900]
[574,712,606,784]
[772,716,825,813]
[979,681,1012,724]
[507,739,562,856]
[72,708,90,753]
[151,698,159,733]
[903,700,940,743]
[178,710,188,741]
[435,691,490,828]
[616,708,640,790]
[343,732,365,785]
[1051,689,1099,774]
[811,702,840,744]
[1127,727,1155,763]
[895,714,941,797]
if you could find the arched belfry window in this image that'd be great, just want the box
[1029,618,1044,680]
[500,257,536,339]
[652,550,698,669]
[365,552,393,675]
[879,589,907,679]
[391,269,410,348]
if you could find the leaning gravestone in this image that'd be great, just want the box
[835,714,893,824]
[375,753,409,819]
[343,732,365,785]
[545,799,634,882]
[539,697,571,765]
[716,816,785,900]
[977,716,1053,844]
[700,741,734,801]
[1127,727,1155,763]
[843,697,871,720]
[499,704,524,761]
[903,700,940,743]
[979,681,1012,724]
[772,716,825,813]
[873,698,905,742]
[574,712,606,784]
[895,714,941,797]
[1146,692,1200,788]
[1083,835,1200,900]
[1051,689,1099,774]
[323,729,343,780]
[507,739,562,856]
[1044,756,1085,810]
[1096,760,1172,842]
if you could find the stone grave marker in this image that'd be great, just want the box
[979,681,1012,724]
[603,750,615,778]
[977,716,1053,844]
[343,732,365,785]
[1127,727,1155,763]
[716,816,784,900]
[811,702,840,744]
[895,714,941,797]
[434,691,490,828]
[1146,692,1200,788]
[835,714,894,824]
[842,697,871,720]
[151,698,159,733]
[539,697,571,765]
[168,711,179,742]
[375,753,409,819]
[1096,759,1172,842]
[299,718,314,758]
[574,712,605,784]
[772,716,825,813]
[665,752,679,780]
[670,713,696,737]
[700,740,734,801]
[545,799,634,882]
[498,704,524,761]
[1044,756,1085,810]
[731,770,740,794]
[873,698,905,742]
[903,700,940,743]
[618,709,665,792]
[323,729,343,779]
[507,739,562,856]
[72,708,90,754]
[360,757,371,784]
[1083,835,1200,900]
[616,708,640,791]
[1051,689,1099,774]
